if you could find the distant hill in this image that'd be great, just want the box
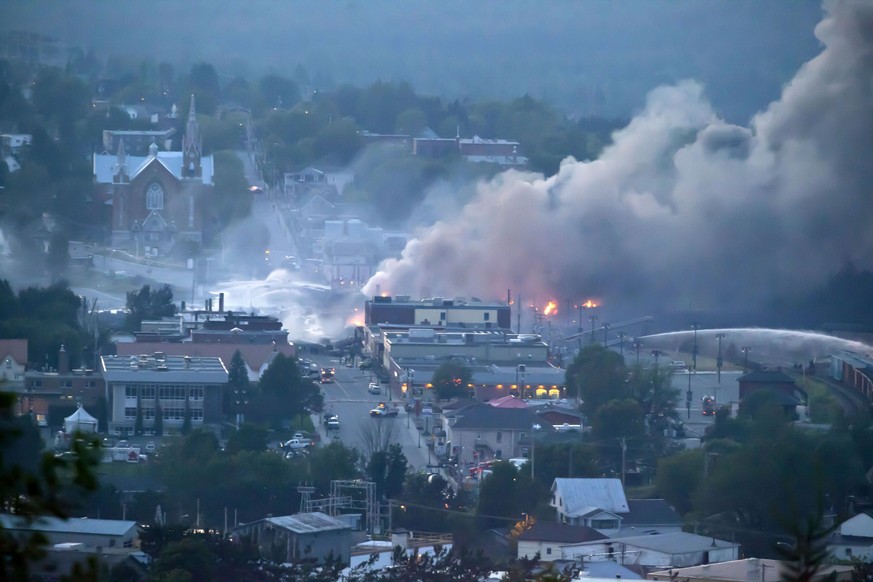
[0,0,823,122]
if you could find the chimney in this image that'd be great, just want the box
[219,292,225,313]
[58,344,70,374]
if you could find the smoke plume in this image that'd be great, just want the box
[364,0,873,319]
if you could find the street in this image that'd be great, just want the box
[305,351,432,473]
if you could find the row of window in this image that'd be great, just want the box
[28,380,98,388]
[124,385,204,400]
[123,407,203,421]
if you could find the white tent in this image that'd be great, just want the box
[64,405,98,434]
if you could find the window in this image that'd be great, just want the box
[123,540,133,549]
[124,407,136,420]
[143,408,155,420]
[546,548,552,555]
[189,387,203,400]
[146,182,164,210]
[62,380,72,388]
[484,313,490,321]
[109,539,115,547]
[86,380,96,388]
[591,519,619,529]
[125,386,137,398]
[191,408,203,421]
[496,432,502,443]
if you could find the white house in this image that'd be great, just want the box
[560,532,739,569]
[516,522,606,561]
[829,511,873,562]
[551,478,629,534]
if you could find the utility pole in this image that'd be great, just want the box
[602,322,611,345]
[619,437,627,485]
[517,293,522,334]
[691,322,700,371]
[741,346,751,373]
[686,366,693,420]
[633,339,643,366]
[617,331,627,358]
[651,349,664,368]
[531,423,541,480]
[716,333,726,385]
[589,314,599,344]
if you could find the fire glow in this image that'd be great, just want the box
[543,300,558,316]
[580,299,598,309]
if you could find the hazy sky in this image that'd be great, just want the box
[1,1,823,121]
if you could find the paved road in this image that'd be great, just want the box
[306,352,433,472]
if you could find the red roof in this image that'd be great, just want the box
[0,339,28,366]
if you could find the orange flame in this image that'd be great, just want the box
[543,300,558,316]
[581,299,598,309]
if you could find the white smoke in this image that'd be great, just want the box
[364,0,873,317]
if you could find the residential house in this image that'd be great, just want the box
[617,499,683,537]
[345,530,453,577]
[93,96,214,255]
[0,338,27,383]
[0,514,144,579]
[829,511,873,562]
[101,353,227,436]
[831,351,873,402]
[551,478,629,535]
[550,478,682,537]
[560,532,739,570]
[516,522,607,561]
[445,402,553,466]
[284,166,354,200]
[232,512,351,565]
[648,558,853,582]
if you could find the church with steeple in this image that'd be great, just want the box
[92,95,214,256]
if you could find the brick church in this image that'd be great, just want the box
[93,96,214,256]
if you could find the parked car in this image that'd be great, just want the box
[283,438,311,450]
[367,382,381,394]
[145,441,156,453]
[117,440,129,448]
[326,416,340,430]
[370,406,398,417]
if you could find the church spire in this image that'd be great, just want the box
[182,94,202,178]
[113,138,128,183]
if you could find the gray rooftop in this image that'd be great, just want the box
[605,531,738,553]
[93,150,214,185]
[264,512,349,534]
[0,515,137,537]
[552,478,629,516]
[101,354,228,384]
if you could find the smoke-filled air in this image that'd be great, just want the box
[364,0,873,316]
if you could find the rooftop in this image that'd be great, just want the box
[101,354,228,383]
[263,512,349,534]
[0,515,136,537]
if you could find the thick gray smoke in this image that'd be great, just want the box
[364,0,873,317]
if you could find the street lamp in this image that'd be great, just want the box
[589,314,599,344]
[617,331,627,359]
[741,346,751,373]
[633,339,643,366]
[530,423,541,479]
[602,322,611,345]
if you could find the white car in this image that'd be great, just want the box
[367,383,381,395]
[145,441,156,453]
